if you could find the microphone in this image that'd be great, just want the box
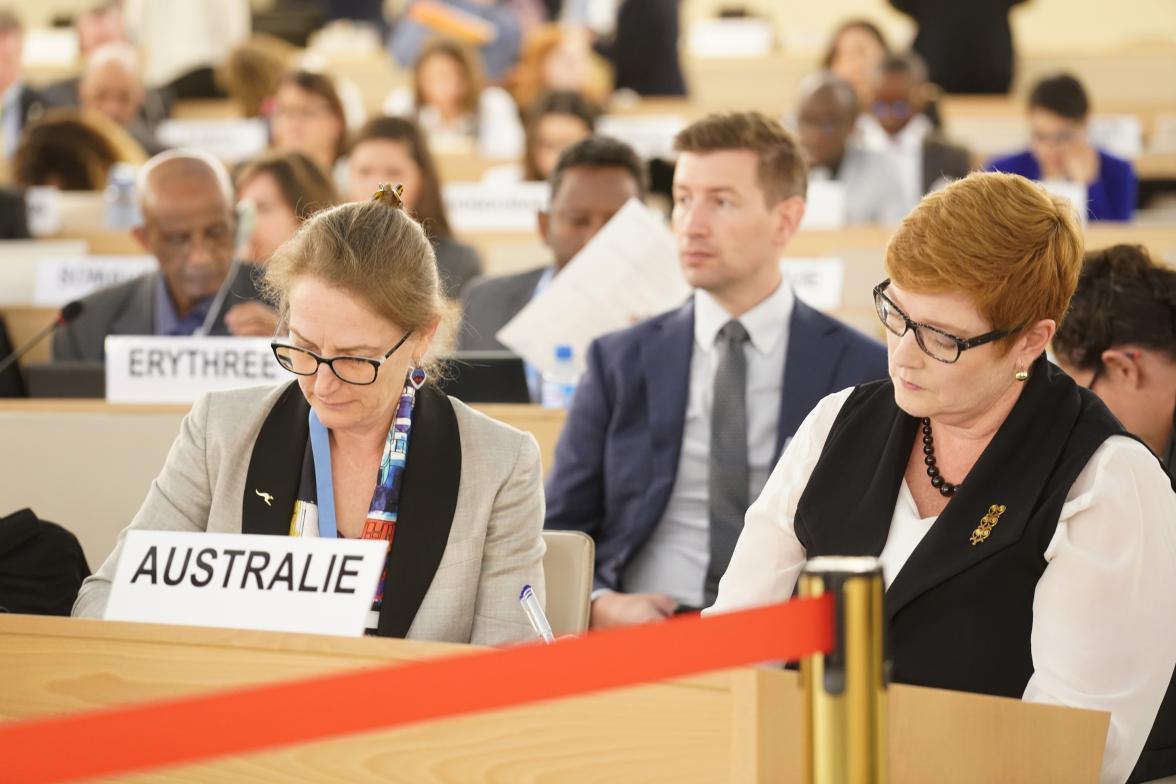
[0,301,85,377]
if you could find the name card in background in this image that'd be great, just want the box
[33,256,158,306]
[105,336,284,403]
[780,258,846,311]
[105,531,387,637]
[24,186,62,237]
[687,18,774,58]
[498,198,689,374]
[596,115,688,161]
[798,180,847,231]
[155,119,269,163]
[443,181,550,232]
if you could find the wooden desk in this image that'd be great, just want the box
[0,398,564,570]
[0,614,1109,782]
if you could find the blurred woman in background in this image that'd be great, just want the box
[822,19,890,108]
[235,149,339,264]
[12,109,146,190]
[269,69,348,181]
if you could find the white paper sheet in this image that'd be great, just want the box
[496,199,689,374]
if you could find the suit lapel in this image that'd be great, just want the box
[377,383,462,638]
[241,381,309,535]
[110,272,159,336]
[639,303,695,507]
[884,362,1083,620]
[777,300,842,455]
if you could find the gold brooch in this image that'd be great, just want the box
[970,505,1006,546]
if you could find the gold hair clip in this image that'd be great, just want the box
[372,182,406,209]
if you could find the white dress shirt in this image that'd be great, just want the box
[858,113,932,215]
[621,282,794,608]
[710,387,1176,784]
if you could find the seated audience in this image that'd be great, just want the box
[74,185,546,645]
[0,10,46,160]
[346,116,482,298]
[1054,244,1176,470]
[795,73,907,225]
[12,110,147,190]
[709,173,1176,784]
[860,52,972,211]
[822,18,890,109]
[78,42,166,155]
[508,24,612,109]
[986,73,1136,222]
[521,90,600,182]
[459,135,646,366]
[544,112,888,628]
[383,38,524,159]
[235,149,339,264]
[269,69,348,183]
[51,149,270,361]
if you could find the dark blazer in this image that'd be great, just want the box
[0,188,31,239]
[17,83,47,129]
[544,296,889,591]
[922,134,974,194]
[458,266,549,351]
[434,236,483,299]
[51,263,264,362]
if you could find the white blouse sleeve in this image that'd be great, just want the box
[1024,435,1176,784]
[706,387,853,615]
[476,86,525,159]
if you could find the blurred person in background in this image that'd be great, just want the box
[384,38,524,159]
[123,0,250,100]
[269,69,349,183]
[218,34,298,119]
[235,149,339,264]
[1053,245,1176,471]
[479,88,600,183]
[346,116,482,298]
[78,42,165,155]
[796,74,907,225]
[0,10,46,160]
[890,0,1027,94]
[12,110,146,190]
[861,52,972,212]
[594,0,685,97]
[821,19,890,109]
[986,74,1135,222]
[508,24,611,108]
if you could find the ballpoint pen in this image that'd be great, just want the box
[519,584,554,643]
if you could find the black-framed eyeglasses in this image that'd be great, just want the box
[270,331,413,385]
[873,279,1016,364]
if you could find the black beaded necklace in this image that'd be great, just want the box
[920,418,959,497]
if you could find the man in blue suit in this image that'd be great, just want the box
[545,112,888,628]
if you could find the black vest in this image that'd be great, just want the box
[793,360,1175,781]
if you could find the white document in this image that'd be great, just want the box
[779,258,846,311]
[497,199,688,374]
[105,336,286,403]
[799,180,848,231]
[443,181,550,233]
[34,256,158,306]
[105,531,387,637]
[156,119,269,163]
[596,115,688,160]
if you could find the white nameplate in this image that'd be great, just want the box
[105,336,285,403]
[596,115,688,160]
[105,531,387,637]
[799,180,848,231]
[687,18,774,58]
[34,256,158,306]
[156,119,269,163]
[443,181,550,232]
[780,258,846,310]
[25,186,63,237]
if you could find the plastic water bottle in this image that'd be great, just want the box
[541,345,580,409]
[104,162,141,229]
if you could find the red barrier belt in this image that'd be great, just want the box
[0,594,833,784]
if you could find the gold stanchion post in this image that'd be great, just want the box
[799,556,888,784]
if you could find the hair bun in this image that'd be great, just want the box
[372,182,406,209]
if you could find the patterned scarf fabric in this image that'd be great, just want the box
[288,373,422,634]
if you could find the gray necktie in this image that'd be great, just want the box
[705,320,750,606]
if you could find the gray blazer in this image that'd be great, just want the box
[458,266,549,351]
[73,381,547,646]
[52,264,263,362]
[434,236,484,300]
[836,146,910,225]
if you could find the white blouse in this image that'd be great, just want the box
[709,388,1176,784]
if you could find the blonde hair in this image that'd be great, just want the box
[263,185,449,372]
[885,172,1084,351]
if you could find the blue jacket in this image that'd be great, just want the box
[544,297,889,591]
[986,148,1136,222]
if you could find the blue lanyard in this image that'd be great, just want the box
[307,408,338,539]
